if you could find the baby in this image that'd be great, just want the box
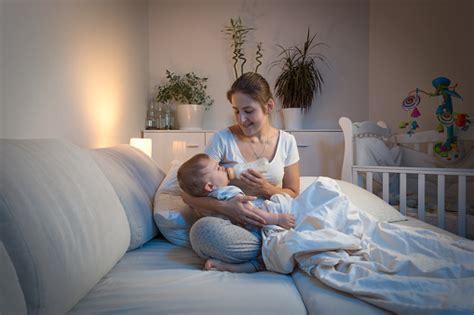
[177,153,295,230]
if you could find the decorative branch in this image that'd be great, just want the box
[255,42,263,73]
[222,17,262,79]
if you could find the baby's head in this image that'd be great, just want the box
[177,153,230,197]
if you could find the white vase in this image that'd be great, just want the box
[176,104,204,130]
[282,108,304,130]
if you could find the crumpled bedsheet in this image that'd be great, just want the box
[262,177,474,314]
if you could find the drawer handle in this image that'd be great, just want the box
[297,144,310,148]
[186,144,200,148]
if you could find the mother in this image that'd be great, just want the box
[182,72,300,272]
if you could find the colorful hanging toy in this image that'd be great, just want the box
[400,76,471,160]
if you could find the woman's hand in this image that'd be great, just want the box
[224,195,266,227]
[239,169,275,198]
[181,191,266,227]
[239,163,300,199]
[181,192,205,217]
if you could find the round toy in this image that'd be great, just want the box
[437,112,454,126]
[400,76,470,162]
[401,94,420,111]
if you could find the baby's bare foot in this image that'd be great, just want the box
[203,259,256,273]
[204,259,222,271]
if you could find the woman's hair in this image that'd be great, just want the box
[177,153,211,197]
[226,72,274,111]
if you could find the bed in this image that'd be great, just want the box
[339,116,474,239]
[3,138,473,314]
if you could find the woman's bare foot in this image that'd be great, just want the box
[204,259,257,273]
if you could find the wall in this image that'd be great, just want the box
[149,0,369,130]
[369,0,473,133]
[1,0,148,148]
[5,1,466,145]
[0,1,4,137]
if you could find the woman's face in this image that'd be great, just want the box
[231,92,270,136]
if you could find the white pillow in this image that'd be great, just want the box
[153,161,200,248]
[336,179,406,223]
[156,160,183,196]
[301,177,406,223]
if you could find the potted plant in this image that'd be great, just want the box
[272,28,328,129]
[155,70,213,130]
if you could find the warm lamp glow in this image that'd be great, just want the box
[130,138,152,158]
[171,141,187,162]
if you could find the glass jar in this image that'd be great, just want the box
[162,103,175,130]
[156,103,164,129]
[145,101,158,130]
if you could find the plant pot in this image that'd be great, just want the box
[282,108,304,130]
[176,104,204,130]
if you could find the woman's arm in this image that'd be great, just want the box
[239,162,300,199]
[181,192,267,227]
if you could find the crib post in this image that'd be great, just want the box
[400,173,407,215]
[382,173,389,203]
[352,170,358,185]
[437,175,445,229]
[339,117,354,183]
[366,172,373,193]
[458,176,467,237]
[418,174,426,221]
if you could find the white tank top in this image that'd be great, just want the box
[205,128,299,193]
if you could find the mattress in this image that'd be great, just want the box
[72,177,458,314]
[70,238,307,314]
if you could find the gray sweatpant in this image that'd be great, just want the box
[189,217,265,271]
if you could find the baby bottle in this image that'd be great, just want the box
[227,158,270,180]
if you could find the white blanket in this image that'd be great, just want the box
[262,177,474,314]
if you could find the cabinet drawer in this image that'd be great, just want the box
[143,132,206,171]
[291,131,343,178]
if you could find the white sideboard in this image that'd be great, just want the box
[143,129,343,178]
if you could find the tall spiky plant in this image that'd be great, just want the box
[272,28,328,111]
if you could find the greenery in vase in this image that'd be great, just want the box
[155,70,214,110]
[222,17,263,79]
[272,28,328,111]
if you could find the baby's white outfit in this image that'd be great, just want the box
[209,186,293,221]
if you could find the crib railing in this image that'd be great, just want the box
[352,165,474,237]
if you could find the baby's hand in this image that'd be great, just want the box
[277,214,295,229]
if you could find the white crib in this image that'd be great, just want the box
[339,116,474,238]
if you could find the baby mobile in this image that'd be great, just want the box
[400,76,471,160]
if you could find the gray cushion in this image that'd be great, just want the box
[0,139,130,313]
[0,241,26,314]
[90,145,165,251]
